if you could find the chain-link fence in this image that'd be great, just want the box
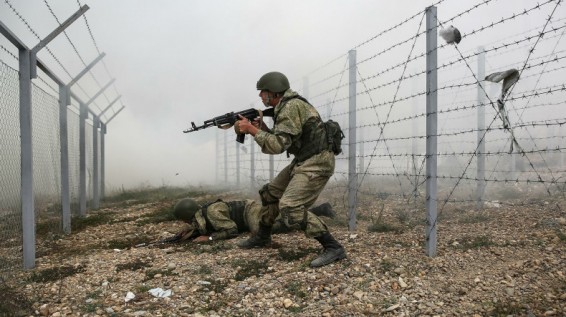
[0,2,124,273]
[0,61,23,274]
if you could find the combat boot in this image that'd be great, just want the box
[310,232,347,267]
[237,224,272,249]
[310,203,336,219]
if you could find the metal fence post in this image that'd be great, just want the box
[348,49,357,232]
[19,48,35,269]
[425,5,438,257]
[100,123,106,199]
[92,116,99,209]
[79,102,87,217]
[476,47,486,210]
[59,85,71,234]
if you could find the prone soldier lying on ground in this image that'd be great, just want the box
[163,198,336,244]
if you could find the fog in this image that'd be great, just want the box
[0,0,556,191]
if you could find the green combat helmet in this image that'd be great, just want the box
[256,71,290,93]
[173,198,200,222]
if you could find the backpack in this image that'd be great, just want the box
[325,120,345,155]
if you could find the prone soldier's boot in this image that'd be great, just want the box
[237,224,272,249]
[310,232,347,267]
[310,203,336,219]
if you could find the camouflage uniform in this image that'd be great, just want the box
[254,89,334,237]
[188,199,312,240]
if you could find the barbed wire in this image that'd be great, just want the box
[76,0,124,112]
[424,0,564,242]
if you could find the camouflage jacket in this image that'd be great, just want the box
[254,89,335,176]
[192,200,250,240]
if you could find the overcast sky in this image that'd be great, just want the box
[0,0,559,191]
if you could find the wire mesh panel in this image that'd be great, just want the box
[68,108,80,215]
[0,61,23,276]
[86,121,93,207]
[31,82,62,236]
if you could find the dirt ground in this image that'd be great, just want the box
[1,187,565,317]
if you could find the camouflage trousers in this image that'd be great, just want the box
[258,151,335,238]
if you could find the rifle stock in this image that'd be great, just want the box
[184,107,274,143]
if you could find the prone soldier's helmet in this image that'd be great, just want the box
[256,72,290,93]
[173,198,200,222]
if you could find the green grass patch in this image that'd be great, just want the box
[367,222,404,234]
[71,213,114,232]
[556,230,566,242]
[135,203,176,226]
[35,218,62,237]
[196,265,212,275]
[116,259,151,272]
[199,279,228,294]
[103,186,210,206]
[285,280,307,298]
[458,212,491,224]
[144,268,178,281]
[488,301,524,316]
[455,235,496,250]
[28,264,86,283]
[379,259,396,273]
[231,259,269,281]
[0,283,33,316]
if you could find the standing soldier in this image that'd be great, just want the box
[169,198,336,243]
[234,71,347,267]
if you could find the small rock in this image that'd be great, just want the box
[353,291,364,300]
[283,298,293,308]
[399,277,408,288]
[394,267,406,275]
[383,303,400,312]
[39,304,49,316]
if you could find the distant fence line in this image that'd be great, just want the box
[216,1,566,257]
[0,3,124,272]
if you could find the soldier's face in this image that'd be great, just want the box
[259,90,275,107]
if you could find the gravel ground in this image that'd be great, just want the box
[2,190,565,317]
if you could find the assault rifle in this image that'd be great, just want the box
[134,234,183,248]
[184,107,274,143]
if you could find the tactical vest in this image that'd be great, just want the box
[226,201,247,233]
[201,199,247,233]
[274,95,329,162]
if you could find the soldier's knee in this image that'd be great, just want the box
[280,206,308,231]
[259,184,279,206]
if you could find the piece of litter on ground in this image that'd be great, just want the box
[148,288,172,298]
[124,291,135,302]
